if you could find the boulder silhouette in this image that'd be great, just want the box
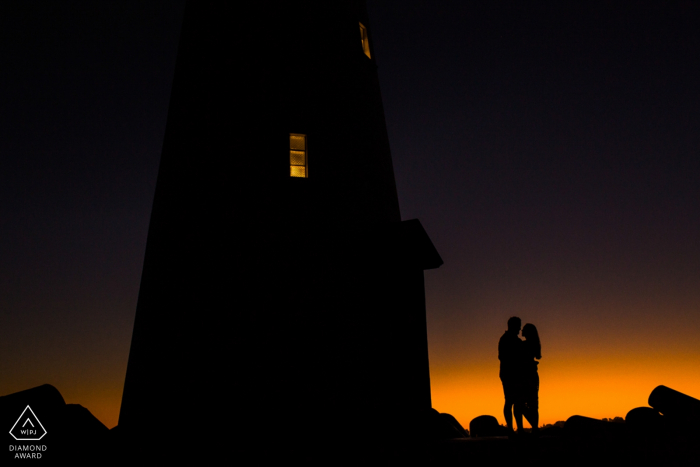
[439,413,469,438]
[648,385,700,431]
[0,384,65,416]
[422,408,468,440]
[625,407,663,436]
[469,415,502,437]
[564,415,601,437]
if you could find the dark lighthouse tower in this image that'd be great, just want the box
[119,0,442,459]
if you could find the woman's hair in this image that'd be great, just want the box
[522,323,541,359]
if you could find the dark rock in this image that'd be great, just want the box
[0,384,65,416]
[564,415,603,437]
[648,385,700,432]
[625,407,663,436]
[439,412,469,438]
[423,408,468,440]
[469,415,502,437]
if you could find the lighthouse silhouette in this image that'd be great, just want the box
[118,0,442,460]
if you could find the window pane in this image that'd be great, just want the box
[290,166,306,178]
[359,23,371,58]
[290,150,306,166]
[290,134,306,150]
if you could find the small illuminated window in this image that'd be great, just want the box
[359,22,371,59]
[290,133,307,178]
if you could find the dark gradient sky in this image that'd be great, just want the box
[2,1,699,428]
[1,1,186,427]
[367,1,700,426]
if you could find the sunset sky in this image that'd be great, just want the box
[2,1,699,429]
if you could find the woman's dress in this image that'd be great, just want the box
[522,341,539,414]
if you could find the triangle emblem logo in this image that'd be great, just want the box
[9,406,47,441]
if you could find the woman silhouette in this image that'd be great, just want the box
[521,323,541,433]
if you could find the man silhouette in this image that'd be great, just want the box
[499,316,524,435]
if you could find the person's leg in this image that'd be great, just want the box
[513,401,524,432]
[512,380,525,432]
[502,379,514,432]
[531,374,540,434]
[530,402,538,431]
[522,401,534,428]
[521,380,535,428]
[503,400,513,431]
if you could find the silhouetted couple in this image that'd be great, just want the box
[498,316,541,437]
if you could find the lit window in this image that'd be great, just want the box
[290,133,307,178]
[359,22,371,59]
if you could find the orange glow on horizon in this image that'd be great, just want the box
[4,343,700,432]
[430,351,700,429]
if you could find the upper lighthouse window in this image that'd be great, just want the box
[290,133,307,178]
[359,22,371,59]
